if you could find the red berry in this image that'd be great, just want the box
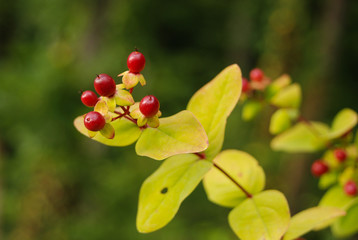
[311,160,329,177]
[334,148,347,162]
[81,90,98,107]
[344,180,357,196]
[139,95,160,118]
[242,78,250,93]
[127,51,146,73]
[250,68,264,82]
[84,111,106,131]
[94,74,116,97]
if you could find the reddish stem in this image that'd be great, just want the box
[194,152,206,159]
[129,88,133,94]
[213,163,252,198]
[124,115,137,124]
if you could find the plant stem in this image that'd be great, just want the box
[213,163,252,198]
[124,115,137,124]
[194,152,206,159]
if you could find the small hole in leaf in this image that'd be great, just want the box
[161,187,168,194]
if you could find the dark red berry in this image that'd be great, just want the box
[344,180,357,196]
[84,111,106,131]
[94,74,116,97]
[139,95,160,118]
[333,148,347,162]
[81,90,98,107]
[334,148,347,162]
[250,68,264,82]
[127,51,146,73]
[242,78,250,93]
[311,160,329,177]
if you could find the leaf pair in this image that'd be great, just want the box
[137,64,242,232]
[74,110,208,160]
[271,108,358,153]
[208,151,344,240]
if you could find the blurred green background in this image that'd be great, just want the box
[1,0,358,239]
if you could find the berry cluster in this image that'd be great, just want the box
[241,68,267,94]
[311,147,357,197]
[80,50,161,139]
[240,67,358,198]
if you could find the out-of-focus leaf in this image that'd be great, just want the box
[271,122,330,153]
[339,167,355,186]
[74,116,141,146]
[316,185,358,230]
[269,109,292,135]
[319,171,338,189]
[270,83,301,108]
[203,150,265,207]
[137,154,212,233]
[332,203,358,237]
[228,190,290,240]
[324,108,358,140]
[283,206,345,240]
[187,64,242,159]
[242,100,262,121]
[265,74,292,100]
[135,110,208,160]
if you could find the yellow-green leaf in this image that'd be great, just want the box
[74,116,141,146]
[137,154,212,233]
[115,89,135,106]
[324,108,358,140]
[319,171,338,189]
[270,83,301,108]
[332,203,358,237]
[283,206,345,240]
[316,185,358,230]
[135,110,208,160]
[271,122,330,153]
[187,64,242,159]
[100,123,115,139]
[203,150,265,207]
[269,109,292,135]
[242,100,262,121]
[265,74,292,100]
[228,190,290,240]
[94,99,108,115]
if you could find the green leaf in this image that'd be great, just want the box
[271,122,330,153]
[332,203,358,237]
[316,185,358,230]
[100,123,115,139]
[115,89,135,106]
[241,100,262,121]
[203,150,265,207]
[265,74,292,100]
[136,154,212,233]
[74,116,141,146]
[319,171,338,189]
[270,83,301,108]
[324,108,358,140]
[283,206,345,240]
[269,109,292,135]
[187,64,242,159]
[135,110,208,160]
[319,185,358,210]
[228,190,290,240]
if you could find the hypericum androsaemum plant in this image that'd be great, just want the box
[74,51,353,240]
